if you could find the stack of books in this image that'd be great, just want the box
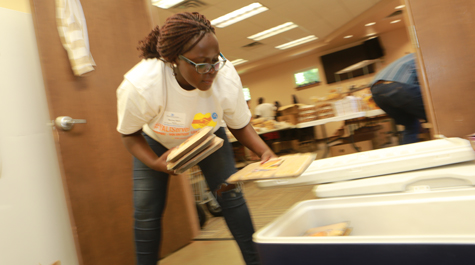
[166,126,223,174]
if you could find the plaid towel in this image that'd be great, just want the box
[56,0,95,76]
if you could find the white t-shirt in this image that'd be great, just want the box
[254,103,276,120]
[117,58,251,149]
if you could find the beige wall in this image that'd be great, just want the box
[0,0,30,13]
[240,27,415,112]
[1,5,80,265]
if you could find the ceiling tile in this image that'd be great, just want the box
[257,0,289,8]
[339,0,379,17]
[244,10,291,29]
[200,0,228,5]
[212,0,261,15]
[149,0,403,69]
[268,28,315,44]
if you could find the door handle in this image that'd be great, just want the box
[55,116,86,131]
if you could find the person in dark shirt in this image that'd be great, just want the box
[370,53,427,144]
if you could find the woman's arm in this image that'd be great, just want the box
[228,123,277,162]
[121,130,175,175]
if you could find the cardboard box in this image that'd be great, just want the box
[468,133,475,151]
[277,114,298,125]
[279,104,299,116]
[279,140,300,152]
[291,139,300,151]
[329,140,372,157]
[272,141,282,153]
[281,141,291,151]
[298,140,317,152]
[375,120,393,148]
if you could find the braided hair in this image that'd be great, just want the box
[137,12,215,63]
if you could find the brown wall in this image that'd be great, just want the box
[405,0,475,138]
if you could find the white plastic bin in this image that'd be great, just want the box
[253,187,475,265]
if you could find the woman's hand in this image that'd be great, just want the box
[154,148,176,175]
[121,131,177,175]
[260,149,278,164]
[228,123,279,164]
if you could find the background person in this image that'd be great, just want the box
[254,97,276,120]
[116,12,276,265]
[274,101,282,120]
[370,53,427,144]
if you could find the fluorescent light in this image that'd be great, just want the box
[151,0,185,9]
[211,3,268,28]
[390,19,401,24]
[365,22,376,26]
[344,35,353,39]
[248,22,298,41]
[395,5,405,9]
[275,35,318,50]
[231,59,248,66]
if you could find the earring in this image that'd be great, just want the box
[172,63,177,76]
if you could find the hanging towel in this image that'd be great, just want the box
[56,0,95,76]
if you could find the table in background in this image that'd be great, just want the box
[296,109,388,157]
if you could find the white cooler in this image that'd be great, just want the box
[253,138,475,265]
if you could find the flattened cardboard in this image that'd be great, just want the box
[174,137,224,174]
[167,126,214,163]
[226,153,316,183]
[167,135,216,171]
[304,222,350,236]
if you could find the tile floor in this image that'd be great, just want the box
[160,148,325,265]
[160,240,245,265]
[160,181,316,264]
[160,182,315,264]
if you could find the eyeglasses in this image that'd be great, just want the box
[178,53,227,74]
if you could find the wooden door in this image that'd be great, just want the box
[29,0,198,264]
[404,0,475,138]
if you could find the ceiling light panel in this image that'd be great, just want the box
[248,22,298,41]
[275,35,318,50]
[390,19,401,24]
[231,59,248,66]
[151,0,185,9]
[211,2,269,28]
[365,22,376,26]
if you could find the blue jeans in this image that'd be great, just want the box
[371,82,427,144]
[133,127,260,265]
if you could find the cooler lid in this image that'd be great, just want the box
[313,161,475,198]
[256,137,475,189]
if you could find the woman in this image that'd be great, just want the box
[116,12,276,265]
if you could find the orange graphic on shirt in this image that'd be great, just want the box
[192,113,217,129]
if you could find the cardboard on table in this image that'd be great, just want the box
[279,104,299,116]
[277,114,298,125]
